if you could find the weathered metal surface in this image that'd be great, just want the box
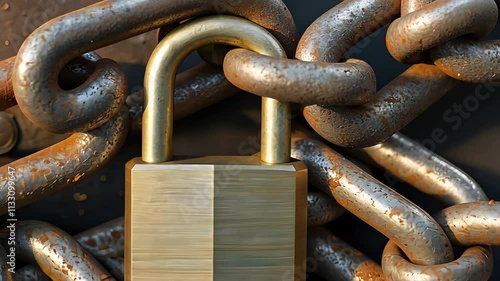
[362,133,488,206]
[434,201,500,247]
[307,190,345,227]
[291,135,454,266]
[0,107,129,214]
[302,64,458,148]
[12,0,297,134]
[308,227,385,281]
[3,220,114,281]
[223,48,376,106]
[0,57,15,111]
[382,241,492,281]
[127,62,239,135]
[0,244,14,281]
[386,0,498,64]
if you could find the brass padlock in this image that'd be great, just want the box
[125,16,307,281]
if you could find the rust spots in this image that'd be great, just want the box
[111,230,121,239]
[362,7,366,12]
[489,200,494,205]
[355,261,385,281]
[85,238,97,247]
[39,234,49,244]
[1,3,9,11]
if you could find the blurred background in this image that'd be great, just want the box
[1,0,499,279]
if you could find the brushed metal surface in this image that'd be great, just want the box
[125,155,307,280]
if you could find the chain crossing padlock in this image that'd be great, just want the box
[125,15,307,281]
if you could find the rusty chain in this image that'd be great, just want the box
[0,0,499,280]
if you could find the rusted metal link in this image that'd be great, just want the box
[434,201,500,247]
[0,244,14,281]
[295,0,400,62]
[291,135,454,266]
[12,0,297,134]
[295,0,458,148]
[361,133,488,206]
[429,38,500,84]
[308,189,346,227]
[1,220,114,281]
[386,0,499,83]
[127,62,239,135]
[303,65,458,148]
[370,132,493,280]
[222,48,376,106]
[16,265,51,281]
[74,217,125,280]
[308,227,385,281]
[1,52,104,111]
[0,57,16,111]
[382,241,492,281]
[0,107,129,215]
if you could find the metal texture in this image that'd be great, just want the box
[143,15,289,164]
[361,133,488,206]
[0,107,129,214]
[12,0,297,134]
[290,135,454,266]
[308,227,385,281]
[0,244,14,281]
[307,189,345,227]
[16,265,51,281]
[382,241,493,281]
[434,201,500,247]
[2,220,114,281]
[127,62,239,136]
[0,57,15,111]
[386,0,499,83]
[0,111,18,155]
[222,45,376,106]
[295,0,459,148]
[303,64,458,148]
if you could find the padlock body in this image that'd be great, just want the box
[125,155,307,281]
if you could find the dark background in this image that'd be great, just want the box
[1,0,499,279]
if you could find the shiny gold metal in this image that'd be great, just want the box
[142,15,290,164]
[0,111,18,155]
[126,15,306,281]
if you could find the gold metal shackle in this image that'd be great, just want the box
[142,15,291,164]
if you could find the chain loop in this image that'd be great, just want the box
[0,107,129,214]
[12,0,297,134]
[386,0,499,84]
[5,220,114,280]
[291,134,454,265]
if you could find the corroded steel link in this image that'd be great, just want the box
[75,217,125,279]
[12,0,297,134]
[361,133,488,206]
[222,48,376,106]
[303,65,458,148]
[429,38,500,84]
[290,135,454,265]
[307,189,346,227]
[308,227,385,281]
[16,265,51,281]
[0,57,15,111]
[386,0,499,83]
[0,107,129,215]
[434,201,500,247]
[3,220,114,281]
[127,62,240,135]
[0,244,14,281]
[382,241,492,281]
[1,52,105,111]
[295,0,400,62]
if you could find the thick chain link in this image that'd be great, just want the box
[0,0,498,280]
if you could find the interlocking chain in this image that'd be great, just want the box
[0,0,498,280]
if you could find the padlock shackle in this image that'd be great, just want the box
[143,15,291,164]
